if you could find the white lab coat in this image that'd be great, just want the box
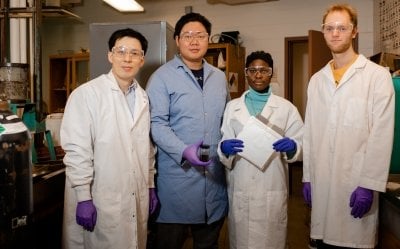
[61,71,156,249]
[303,55,395,248]
[218,91,303,249]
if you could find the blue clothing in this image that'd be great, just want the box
[244,87,271,116]
[125,82,137,119]
[146,55,229,224]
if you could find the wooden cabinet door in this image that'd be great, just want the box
[308,30,332,79]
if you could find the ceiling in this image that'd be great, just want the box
[139,0,278,4]
[207,0,278,4]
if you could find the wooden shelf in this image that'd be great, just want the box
[206,43,246,99]
[49,52,89,113]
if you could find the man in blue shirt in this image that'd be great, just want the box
[146,12,229,249]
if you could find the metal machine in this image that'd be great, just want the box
[0,100,33,249]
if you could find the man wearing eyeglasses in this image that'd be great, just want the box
[146,12,229,249]
[302,4,394,249]
[61,28,157,249]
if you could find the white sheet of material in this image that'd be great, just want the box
[237,116,282,171]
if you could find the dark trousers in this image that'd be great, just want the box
[316,240,358,249]
[155,218,225,249]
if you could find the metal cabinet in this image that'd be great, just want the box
[89,21,176,88]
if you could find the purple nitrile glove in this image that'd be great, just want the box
[149,188,159,215]
[220,139,244,156]
[183,140,211,167]
[302,182,312,207]
[273,137,297,153]
[76,200,97,232]
[349,186,373,218]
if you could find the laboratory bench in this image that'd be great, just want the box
[27,144,65,249]
[31,159,65,249]
[378,174,400,249]
[1,159,65,249]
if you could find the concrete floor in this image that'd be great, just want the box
[287,163,311,249]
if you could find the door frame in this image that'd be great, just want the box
[284,32,358,102]
[284,36,308,102]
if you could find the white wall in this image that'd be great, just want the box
[41,0,374,107]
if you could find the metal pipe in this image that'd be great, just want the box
[34,0,43,121]
[0,0,9,63]
[19,0,27,64]
[9,0,19,63]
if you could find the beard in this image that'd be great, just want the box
[326,37,354,54]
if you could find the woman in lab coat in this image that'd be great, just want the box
[218,51,303,249]
[61,28,156,249]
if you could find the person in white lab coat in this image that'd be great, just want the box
[61,28,157,249]
[302,4,395,249]
[218,51,304,249]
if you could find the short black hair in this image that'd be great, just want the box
[108,28,148,55]
[174,12,212,38]
[246,51,273,73]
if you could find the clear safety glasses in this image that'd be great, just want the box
[321,22,354,34]
[245,66,273,76]
[112,46,144,60]
[179,31,209,43]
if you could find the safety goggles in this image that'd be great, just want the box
[112,46,144,60]
[179,31,209,42]
[321,22,354,34]
[245,66,272,76]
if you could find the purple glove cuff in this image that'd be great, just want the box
[149,188,159,215]
[302,182,312,207]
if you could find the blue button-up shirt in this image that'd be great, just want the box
[125,81,137,119]
[146,55,229,224]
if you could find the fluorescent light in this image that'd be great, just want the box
[103,0,144,12]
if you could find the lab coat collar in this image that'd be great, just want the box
[233,90,279,120]
[105,70,148,129]
[322,54,369,88]
[106,70,138,92]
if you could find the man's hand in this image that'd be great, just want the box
[349,186,373,218]
[183,140,211,166]
[76,200,97,232]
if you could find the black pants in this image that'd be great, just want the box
[155,218,225,249]
[316,240,358,249]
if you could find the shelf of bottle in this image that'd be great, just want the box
[0,7,81,20]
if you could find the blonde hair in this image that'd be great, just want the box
[322,3,358,28]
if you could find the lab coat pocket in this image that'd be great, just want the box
[263,191,287,224]
[95,192,122,229]
[257,191,288,248]
[343,98,368,130]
